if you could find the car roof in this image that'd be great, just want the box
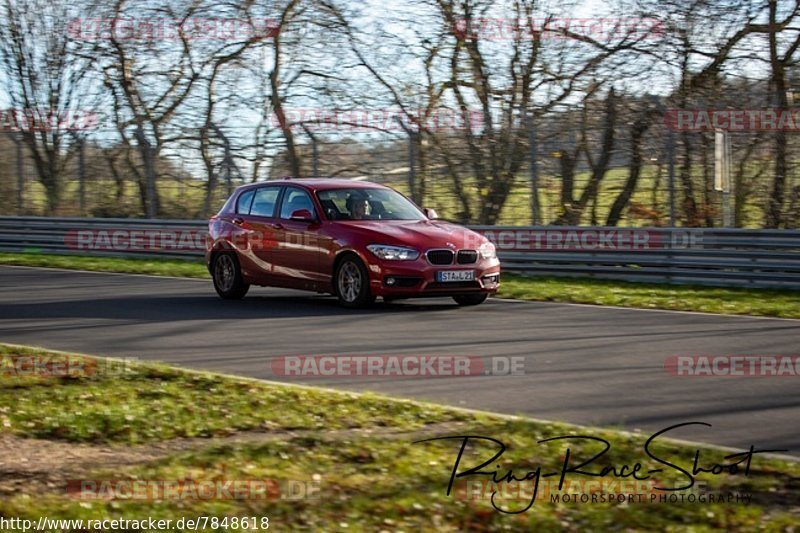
[235,178,391,193]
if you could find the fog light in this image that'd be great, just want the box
[386,277,396,286]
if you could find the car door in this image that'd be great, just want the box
[238,186,282,283]
[270,186,327,290]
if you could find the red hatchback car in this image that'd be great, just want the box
[206,179,500,307]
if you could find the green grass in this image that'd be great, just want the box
[0,252,209,278]
[0,344,798,531]
[1,252,798,319]
[0,344,463,444]
[497,273,800,319]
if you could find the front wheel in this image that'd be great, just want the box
[452,293,488,306]
[212,252,250,300]
[335,256,375,308]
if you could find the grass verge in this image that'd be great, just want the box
[0,344,798,531]
[1,252,799,319]
[497,273,800,319]
[0,252,208,278]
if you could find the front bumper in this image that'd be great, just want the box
[365,255,501,298]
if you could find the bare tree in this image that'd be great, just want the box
[0,0,101,213]
[99,0,203,218]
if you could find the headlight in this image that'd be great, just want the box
[479,241,496,260]
[367,244,420,261]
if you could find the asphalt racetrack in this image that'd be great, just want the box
[1,265,798,456]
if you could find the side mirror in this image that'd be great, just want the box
[289,209,315,223]
[423,207,439,220]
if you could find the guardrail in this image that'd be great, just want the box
[1,216,800,289]
[0,216,204,261]
[470,226,800,289]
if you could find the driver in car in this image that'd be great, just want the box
[347,196,371,220]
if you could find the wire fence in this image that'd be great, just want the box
[2,119,799,227]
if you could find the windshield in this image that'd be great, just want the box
[316,188,426,221]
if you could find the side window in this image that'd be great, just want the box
[279,188,316,220]
[236,189,255,214]
[250,187,281,217]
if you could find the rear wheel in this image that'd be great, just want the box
[335,255,375,308]
[452,293,488,306]
[212,252,250,300]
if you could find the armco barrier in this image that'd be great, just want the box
[0,217,204,261]
[1,217,799,289]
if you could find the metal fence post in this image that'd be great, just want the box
[15,133,24,215]
[667,129,676,227]
[78,136,87,217]
[301,125,319,177]
[526,108,540,225]
[408,130,417,204]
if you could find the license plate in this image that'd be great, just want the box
[436,270,475,282]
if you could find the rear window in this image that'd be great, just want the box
[236,190,255,214]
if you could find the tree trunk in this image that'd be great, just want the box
[679,131,699,226]
[765,0,788,228]
[607,115,652,226]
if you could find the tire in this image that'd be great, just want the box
[212,252,250,300]
[334,255,375,308]
[452,293,488,306]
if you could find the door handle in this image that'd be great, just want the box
[271,223,284,230]
[232,217,244,225]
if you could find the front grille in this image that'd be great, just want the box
[456,250,478,264]
[426,249,454,265]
